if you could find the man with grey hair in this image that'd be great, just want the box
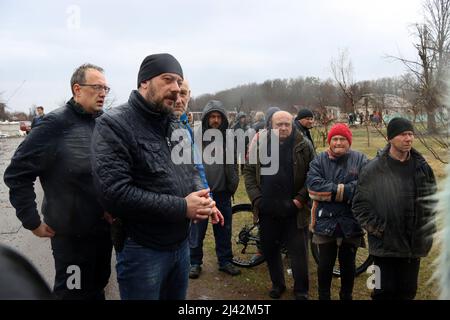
[244,110,314,300]
[252,111,265,132]
[4,63,112,300]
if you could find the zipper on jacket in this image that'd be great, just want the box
[166,124,188,198]
[409,166,420,259]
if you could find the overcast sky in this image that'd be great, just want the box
[1,0,425,113]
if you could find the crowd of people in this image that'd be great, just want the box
[1,53,438,300]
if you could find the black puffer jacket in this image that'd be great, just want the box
[352,145,437,258]
[91,90,203,251]
[4,99,105,236]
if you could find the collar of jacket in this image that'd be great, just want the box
[180,112,194,131]
[128,90,177,123]
[291,129,312,157]
[378,143,427,169]
[67,98,103,119]
[326,148,351,162]
[180,112,189,125]
[293,128,306,145]
[261,127,307,151]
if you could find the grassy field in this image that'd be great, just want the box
[192,126,448,300]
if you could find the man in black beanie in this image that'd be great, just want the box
[294,108,315,150]
[353,117,437,300]
[91,53,215,300]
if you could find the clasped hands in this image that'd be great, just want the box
[185,188,224,226]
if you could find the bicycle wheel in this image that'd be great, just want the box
[310,232,373,277]
[231,203,265,268]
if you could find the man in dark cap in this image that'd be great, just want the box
[91,53,215,300]
[353,117,437,300]
[294,108,315,150]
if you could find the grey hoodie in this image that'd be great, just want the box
[265,107,281,129]
[198,100,239,195]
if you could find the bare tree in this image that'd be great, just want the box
[330,49,358,113]
[316,79,339,108]
[391,0,450,134]
[331,49,373,146]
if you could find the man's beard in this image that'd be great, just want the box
[146,86,176,115]
[154,101,173,115]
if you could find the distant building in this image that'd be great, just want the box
[324,106,342,120]
[355,94,413,121]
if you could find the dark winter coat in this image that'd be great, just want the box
[243,129,315,228]
[306,149,368,238]
[252,120,265,133]
[4,99,105,236]
[294,120,315,150]
[232,112,249,131]
[352,145,437,258]
[91,90,204,251]
[31,115,44,129]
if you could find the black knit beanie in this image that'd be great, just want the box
[296,108,314,120]
[387,117,414,140]
[137,53,183,88]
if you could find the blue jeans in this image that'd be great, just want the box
[190,192,233,268]
[116,237,189,300]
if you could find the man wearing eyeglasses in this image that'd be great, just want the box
[4,63,112,300]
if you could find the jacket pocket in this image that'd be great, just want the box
[260,198,296,218]
[138,141,167,175]
[381,223,409,254]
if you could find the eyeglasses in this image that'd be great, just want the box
[78,84,111,94]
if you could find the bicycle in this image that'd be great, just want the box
[231,203,374,277]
